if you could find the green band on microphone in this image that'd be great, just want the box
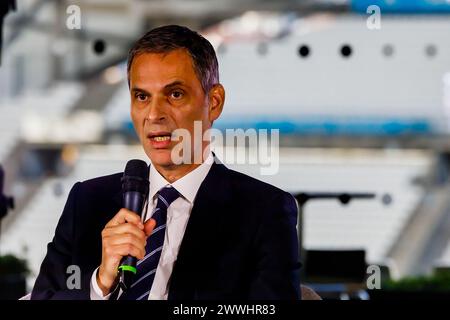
[118,265,137,274]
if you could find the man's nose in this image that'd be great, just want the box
[146,97,166,122]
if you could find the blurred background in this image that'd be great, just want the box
[1,0,450,300]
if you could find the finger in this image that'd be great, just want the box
[144,218,157,237]
[102,223,146,242]
[105,233,146,250]
[106,208,144,228]
[107,243,145,260]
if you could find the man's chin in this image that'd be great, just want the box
[148,149,175,168]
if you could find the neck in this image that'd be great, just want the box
[154,145,211,183]
[154,162,203,183]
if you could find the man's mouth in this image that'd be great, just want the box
[151,135,171,142]
[147,132,172,147]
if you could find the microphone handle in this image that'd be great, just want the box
[118,191,146,291]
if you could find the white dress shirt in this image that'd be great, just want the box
[90,153,214,300]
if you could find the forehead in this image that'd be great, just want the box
[129,49,200,88]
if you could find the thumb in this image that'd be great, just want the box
[144,218,157,237]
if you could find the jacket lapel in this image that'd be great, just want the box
[168,160,232,300]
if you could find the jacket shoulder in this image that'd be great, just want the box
[225,167,293,202]
[77,172,123,195]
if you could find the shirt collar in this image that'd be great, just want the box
[149,152,214,204]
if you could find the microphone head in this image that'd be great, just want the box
[122,159,149,194]
[124,159,148,178]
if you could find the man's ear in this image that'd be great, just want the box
[207,84,225,124]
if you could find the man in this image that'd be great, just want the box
[31,25,301,300]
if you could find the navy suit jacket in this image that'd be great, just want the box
[31,160,301,300]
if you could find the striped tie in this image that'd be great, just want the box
[119,186,180,300]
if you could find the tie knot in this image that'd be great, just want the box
[156,186,180,209]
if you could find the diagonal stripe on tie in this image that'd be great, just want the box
[152,223,166,234]
[137,245,163,266]
[158,194,170,208]
[131,268,157,288]
[137,290,151,301]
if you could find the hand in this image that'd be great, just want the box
[97,208,156,296]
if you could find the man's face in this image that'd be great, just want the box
[129,49,223,170]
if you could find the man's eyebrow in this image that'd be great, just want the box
[131,87,150,95]
[164,81,186,89]
[131,81,187,94]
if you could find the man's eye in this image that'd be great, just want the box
[135,93,147,101]
[170,91,183,99]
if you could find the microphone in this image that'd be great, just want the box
[118,159,149,291]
